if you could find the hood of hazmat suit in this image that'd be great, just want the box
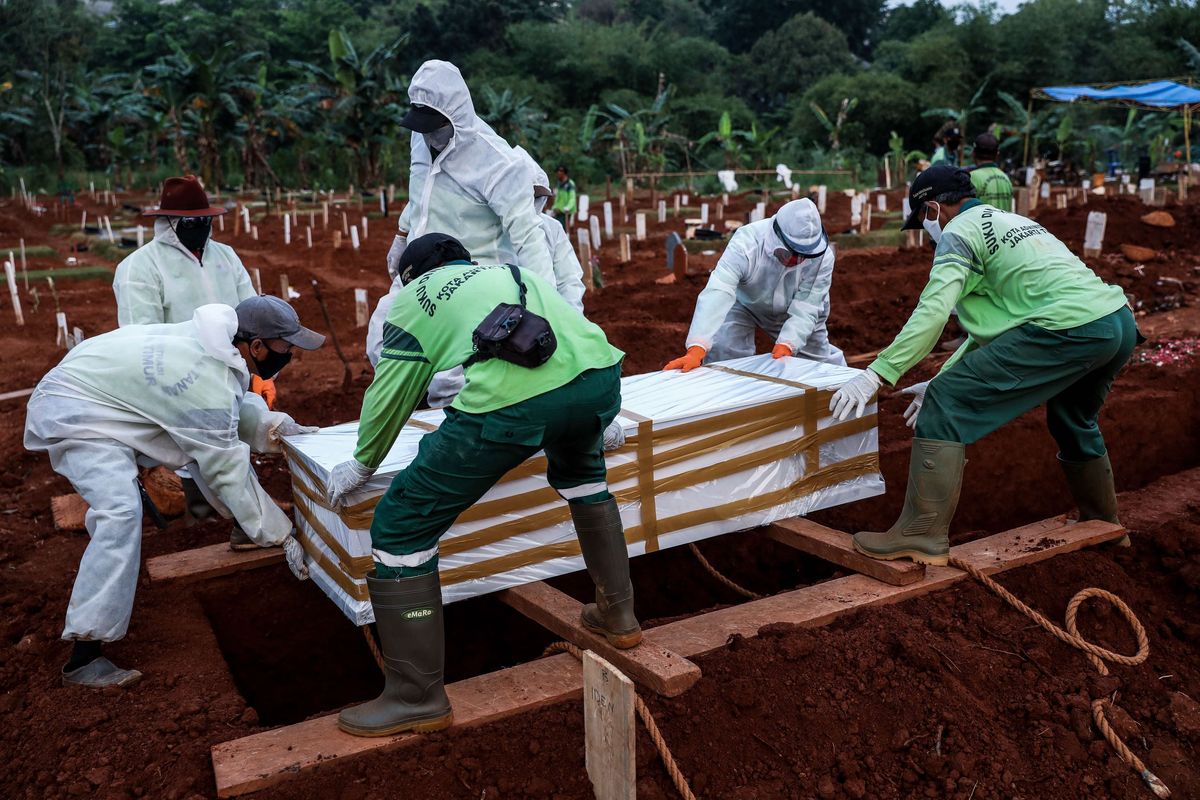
[511,146,585,313]
[113,217,257,326]
[397,60,553,276]
[24,304,292,546]
[371,61,557,365]
[685,199,837,354]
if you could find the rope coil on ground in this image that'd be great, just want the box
[688,543,764,600]
[949,556,1170,799]
[546,641,698,800]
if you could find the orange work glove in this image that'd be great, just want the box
[663,345,706,373]
[251,376,277,410]
[771,343,793,359]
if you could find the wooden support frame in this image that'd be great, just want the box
[765,517,925,586]
[211,516,1124,797]
[147,542,282,584]
[499,580,700,697]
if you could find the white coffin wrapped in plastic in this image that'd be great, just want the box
[282,354,885,625]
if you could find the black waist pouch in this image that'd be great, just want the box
[468,265,558,368]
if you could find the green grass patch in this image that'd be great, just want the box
[832,229,906,250]
[0,266,114,284]
[89,240,135,262]
[0,244,59,259]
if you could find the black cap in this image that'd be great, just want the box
[234,295,326,350]
[398,233,473,285]
[974,132,999,158]
[399,104,450,133]
[901,165,975,231]
[944,125,962,142]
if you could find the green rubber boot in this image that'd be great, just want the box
[854,438,965,566]
[571,498,642,649]
[1059,453,1129,547]
[337,571,453,737]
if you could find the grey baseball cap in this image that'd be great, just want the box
[234,295,325,350]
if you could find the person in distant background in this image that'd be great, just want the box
[550,164,577,226]
[929,124,961,168]
[967,132,1013,211]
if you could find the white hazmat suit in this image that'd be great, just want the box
[25,305,294,642]
[515,148,586,313]
[686,199,845,366]
[114,217,256,325]
[367,60,556,393]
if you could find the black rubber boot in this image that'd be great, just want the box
[1060,453,1129,547]
[571,498,642,649]
[181,477,214,521]
[337,572,453,737]
[854,438,965,566]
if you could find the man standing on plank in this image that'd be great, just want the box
[326,233,640,738]
[828,165,1137,565]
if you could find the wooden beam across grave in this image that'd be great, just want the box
[765,517,925,586]
[499,580,701,698]
[147,542,283,584]
[211,515,1125,798]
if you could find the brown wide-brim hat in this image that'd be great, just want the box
[144,176,228,217]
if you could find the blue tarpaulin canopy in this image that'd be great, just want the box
[1035,80,1200,111]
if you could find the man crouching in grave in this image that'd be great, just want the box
[25,297,324,687]
[325,232,641,737]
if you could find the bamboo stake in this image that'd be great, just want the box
[311,279,353,390]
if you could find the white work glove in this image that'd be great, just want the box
[282,534,309,581]
[386,234,407,280]
[829,368,883,422]
[270,415,319,442]
[900,381,930,429]
[327,459,375,508]
[602,419,626,451]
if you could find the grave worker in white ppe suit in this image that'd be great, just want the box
[367,59,555,410]
[114,176,277,547]
[24,296,324,689]
[114,176,255,327]
[663,198,846,373]
[513,147,586,313]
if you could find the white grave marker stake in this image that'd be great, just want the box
[361,215,369,240]
[56,312,68,348]
[657,201,666,223]
[635,213,646,241]
[1083,211,1107,258]
[817,185,827,214]
[80,211,87,231]
[280,273,291,299]
[877,194,887,212]
[350,225,361,250]
[137,225,145,248]
[578,194,590,221]
[5,260,23,326]
[354,288,369,328]
[306,226,313,249]
[590,215,602,249]
[603,202,613,238]
[72,326,83,347]
[700,203,709,224]
[284,214,291,245]
[322,202,329,228]
[251,267,262,294]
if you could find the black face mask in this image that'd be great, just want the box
[172,216,212,253]
[253,344,293,380]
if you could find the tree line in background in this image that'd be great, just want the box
[1,0,1199,194]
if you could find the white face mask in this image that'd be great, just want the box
[424,124,453,153]
[922,201,943,244]
[534,194,549,214]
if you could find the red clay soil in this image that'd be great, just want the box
[0,188,1198,800]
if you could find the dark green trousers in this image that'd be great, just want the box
[916,307,1138,460]
[370,364,623,577]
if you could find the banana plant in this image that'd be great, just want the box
[290,29,408,187]
[478,86,544,148]
[810,97,857,152]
